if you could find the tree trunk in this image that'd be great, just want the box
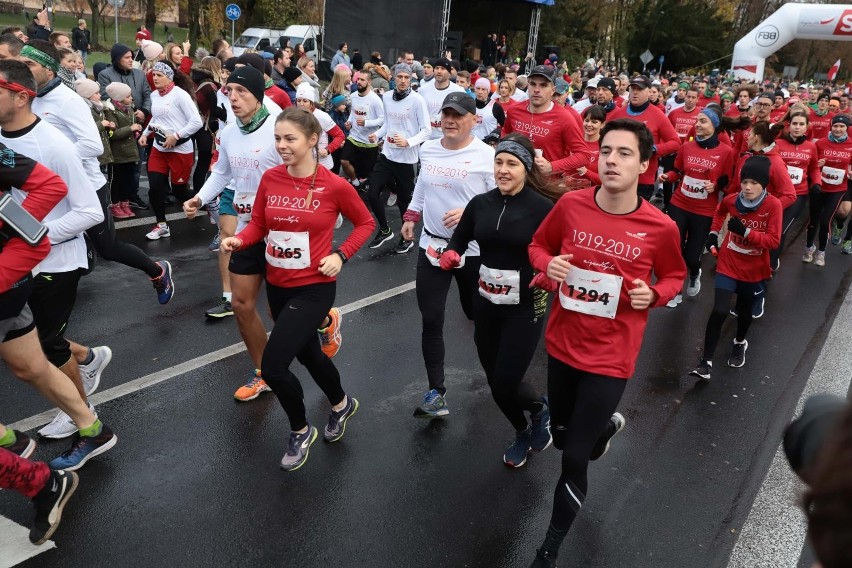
[146,0,156,35]
[86,0,101,49]
[187,0,201,58]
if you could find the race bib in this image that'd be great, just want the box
[265,231,310,269]
[558,267,622,319]
[726,234,760,256]
[233,192,255,223]
[478,265,520,305]
[680,175,709,200]
[431,114,442,130]
[787,165,803,185]
[821,165,845,186]
[425,236,465,268]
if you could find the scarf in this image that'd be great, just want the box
[112,99,130,112]
[393,86,411,101]
[157,82,176,97]
[57,66,76,90]
[599,99,616,113]
[814,107,829,117]
[238,105,269,135]
[736,188,767,215]
[695,132,720,149]
[36,77,63,98]
[475,99,489,109]
[829,132,849,143]
[264,78,274,89]
[626,100,650,115]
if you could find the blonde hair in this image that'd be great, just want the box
[327,67,350,97]
[198,56,222,85]
[297,56,314,71]
[165,42,182,66]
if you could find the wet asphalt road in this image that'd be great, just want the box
[1,197,850,568]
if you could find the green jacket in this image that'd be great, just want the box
[86,100,113,165]
[103,100,140,164]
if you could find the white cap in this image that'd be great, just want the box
[586,77,599,88]
[295,82,319,103]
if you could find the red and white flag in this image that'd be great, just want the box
[828,59,841,81]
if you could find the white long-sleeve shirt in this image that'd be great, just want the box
[376,91,431,164]
[196,116,281,232]
[346,89,384,145]
[33,83,106,189]
[418,80,465,140]
[408,137,495,256]
[144,86,203,154]
[2,119,102,273]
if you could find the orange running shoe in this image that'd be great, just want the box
[319,307,342,358]
[234,369,271,401]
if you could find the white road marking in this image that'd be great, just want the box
[114,210,209,229]
[0,516,55,568]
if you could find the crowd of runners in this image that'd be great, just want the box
[0,22,851,567]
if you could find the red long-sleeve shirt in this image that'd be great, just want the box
[666,139,733,217]
[235,165,375,288]
[711,193,782,283]
[0,144,68,291]
[815,137,852,192]
[668,106,701,141]
[578,137,601,186]
[775,137,820,196]
[502,102,589,174]
[609,103,681,184]
[265,84,292,109]
[528,187,686,379]
[807,109,834,142]
[729,147,797,208]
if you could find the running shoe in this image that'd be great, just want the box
[368,228,394,249]
[145,224,171,240]
[387,192,398,207]
[530,549,558,568]
[3,430,36,459]
[119,201,135,218]
[128,197,149,210]
[689,360,712,381]
[752,297,765,319]
[530,397,552,452]
[334,213,344,229]
[503,426,533,468]
[413,389,449,418]
[80,346,112,396]
[814,250,826,267]
[686,269,702,297]
[234,369,271,401]
[205,298,234,318]
[323,396,359,442]
[831,223,843,245]
[109,203,132,219]
[208,231,221,251]
[844,240,852,254]
[771,257,780,272]
[319,307,342,358]
[393,237,414,254]
[589,412,626,461]
[802,245,816,263]
[38,402,97,440]
[29,470,79,545]
[666,293,682,308]
[151,260,175,304]
[280,426,318,472]
[48,424,117,471]
[727,340,748,368]
[350,178,361,189]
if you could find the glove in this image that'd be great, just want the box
[809,183,821,196]
[529,271,558,293]
[705,233,719,254]
[438,249,461,271]
[213,102,227,122]
[727,217,747,237]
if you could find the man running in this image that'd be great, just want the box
[340,69,384,189]
[417,57,465,141]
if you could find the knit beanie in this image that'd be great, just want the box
[110,43,132,66]
[74,78,100,99]
[331,94,347,107]
[296,82,318,103]
[739,155,771,189]
[283,67,302,83]
[227,65,265,103]
[105,81,132,101]
[474,77,491,90]
[236,53,265,75]
[141,40,163,61]
[223,57,238,73]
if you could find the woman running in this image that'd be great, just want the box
[574,105,605,187]
[220,108,375,471]
[295,83,345,174]
[690,155,782,380]
[440,134,557,466]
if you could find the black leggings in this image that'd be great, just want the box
[474,309,543,431]
[88,179,161,278]
[367,155,415,230]
[668,203,713,279]
[546,356,626,533]
[703,287,754,360]
[807,191,844,251]
[772,195,808,265]
[262,281,345,432]
[415,250,479,394]
[111,162,136,203]
[148,171,191,224]
[193,129,214,194]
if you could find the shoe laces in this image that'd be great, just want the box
[285,430,304,456]
[243,372,263,388]
[423,390,440,404]
[58,434,87,458]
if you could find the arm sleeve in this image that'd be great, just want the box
[501,107,515,136]
[584,167,601,185]
[336,182,377,257]
[325,124,345,154]
[234,176,269,247]
[0,147,68,221]
[141,75,153,116]
[63,97,104,160]
[43,160,103,243]
[550,117,590,173]
[808,150,821,186]
[492,102,505,126]
[176,93,204,138]
[770,158,797,208]
[179,56,192,75]
[364,97,385,128]
[528,198,569,273]
[648,220,688,307]
[405,97,433,148]
[447,199,476,255]
[654,116,681,157]
[710,197,729,233]
[408,164,427,213]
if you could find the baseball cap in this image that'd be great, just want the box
[441,91,476,115]
[554,77,570,95]
[586,77,600,89]
[528,65,556,83]
[629,75,651,89]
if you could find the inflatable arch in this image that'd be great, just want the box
[732,3,852,81]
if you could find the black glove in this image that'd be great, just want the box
[213,102,227,122]
[809,183,821,196]
[727,217,747,236]
[705,232,719,253]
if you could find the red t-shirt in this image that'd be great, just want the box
[815,137,852,192]
[235,165,375,288]
[608,103,681,185]
[807,109,834,142]
[528,188,686,379]
[668,140,733,217]
[578,137,601,187]
[711,193,782,283]
[775,137,820,196]
[729,147,797,207]
[668,106,701,141]
[502,102,589,173]
[265,84,292,109]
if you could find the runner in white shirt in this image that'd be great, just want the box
[341,70,384,189]
[417,57,465,140]
[571,78,598,114]
[472,77,505,141]
[400,91,495,417]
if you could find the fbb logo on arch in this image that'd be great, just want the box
[834,9,852,35]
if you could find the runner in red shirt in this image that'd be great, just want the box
[808,93,834,142]
[573,105,605,188]
[221,107,375,472]
[527,119,686,567]
[770,89,788,123]
[689,155,782,381]
[662,87,701,210]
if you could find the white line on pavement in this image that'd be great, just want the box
[7,281,417,434]
[0,515,55,568]
[114,210,209,230]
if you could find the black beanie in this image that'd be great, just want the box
[598,77,617,96]
[832,114,852,127]
[227,65,265,103]
[237,53,265,75]
[774,88,785,99]
[740,155,771,189]
[110,43,132,66]
[223,57,238,72]
[283,67,302,83]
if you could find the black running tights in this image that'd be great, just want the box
[148,171,190,224]
[703,288,753,360]
[807,191,844,251]
[771,195,808,266]
[667,203,713,280]
[262,282,345,432]
[367,155,415,230]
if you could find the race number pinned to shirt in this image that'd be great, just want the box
[478,265,520,305]
[558,267,622,319]
[680,175,709,200]
[430,114,442,131]
[787,165,803,186]
[821,165,846,186]
[726,233,760,256]
[233,192,255,222]
[425,236,465,268]
[265,231,310,269]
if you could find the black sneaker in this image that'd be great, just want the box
[205,298,234,319]
[727,340,748,368]
[530,548,558,568]
[3,430,36,458]
[393,237,414,254]
[689,360,712,381]
[128,197,149,210]
[589,412,625,461]
[368,228,394,249]
[30,470,79,545]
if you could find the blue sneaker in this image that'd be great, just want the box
[530,397,552,451]
[48,424,117,471]
[323,396,359,442]
[151,260,175,304]
[504,426,533,468]
[413,389,449,418]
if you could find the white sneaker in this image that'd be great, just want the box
[334,213,343,229]
[38,402,97,439]
[666,293,683,308]
[145,224,171,240]
[802,245,816,263]
[387,193,397,207]
[686,269,702,297]
[814,250,826,267]
[80,346,112,396]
